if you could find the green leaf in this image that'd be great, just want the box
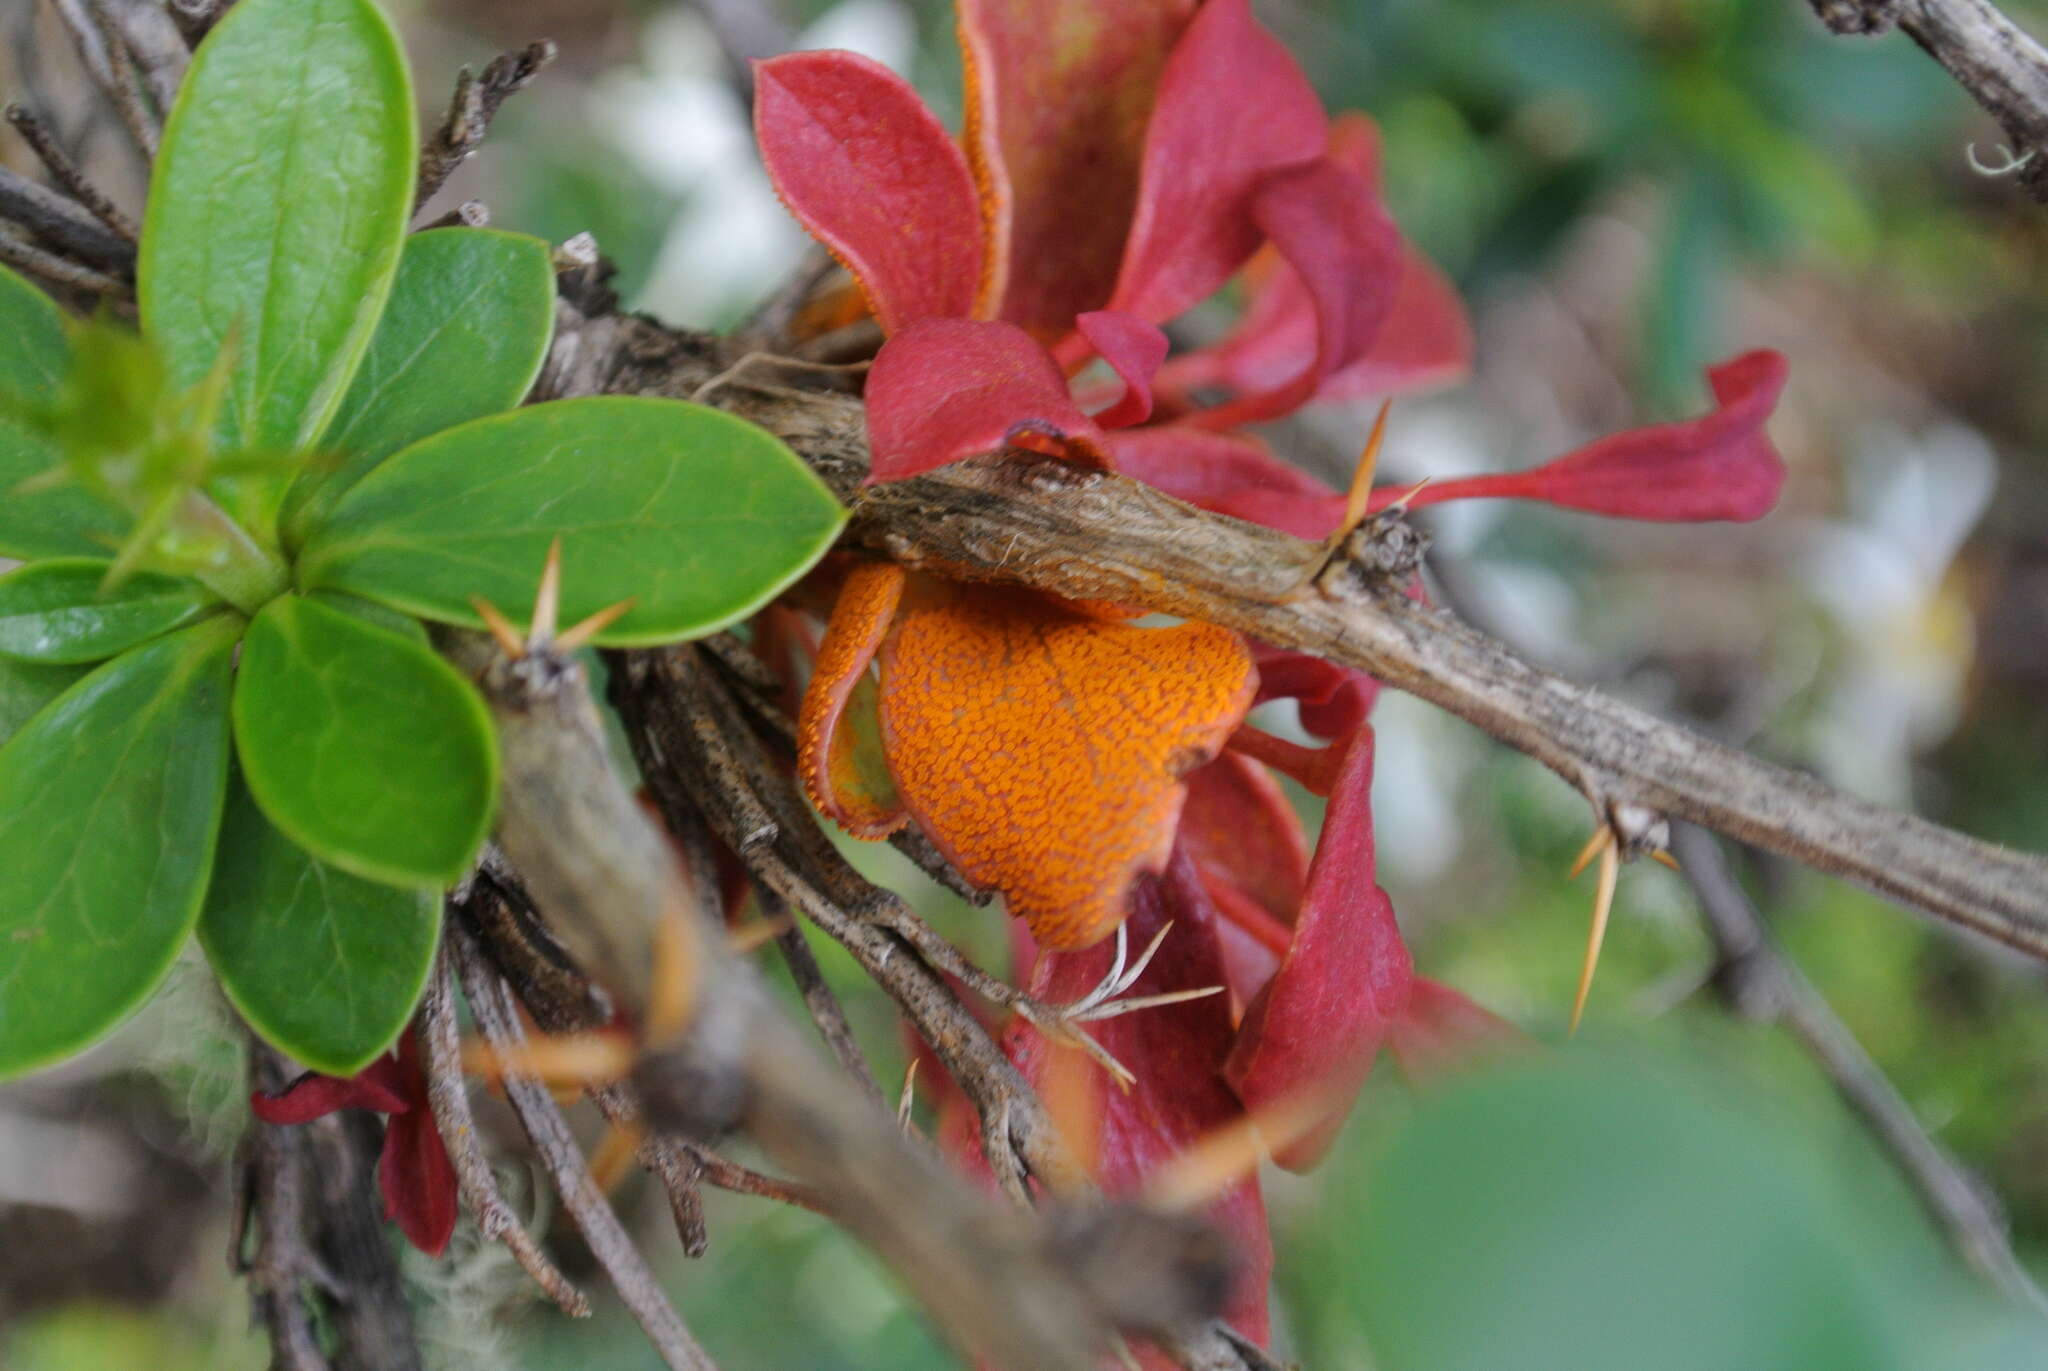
[0,266,125,560]
[138,0,414,460]
[0,558,222,664]
[0,657,90,745]
[200,774,438,1076]
[233,594,496,887]
[0,618,239,1078]
[307,588,428,643]
[297,397,847,646]
[281,228,557,550]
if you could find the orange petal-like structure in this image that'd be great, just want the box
[797,561,910,837]
[877,580,1255,949]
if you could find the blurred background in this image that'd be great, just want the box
[4,0,2048,1366]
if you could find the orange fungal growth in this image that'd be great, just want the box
[876,579,1255,949]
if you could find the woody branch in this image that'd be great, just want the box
[540,298,2048,964]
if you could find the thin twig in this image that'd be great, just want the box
[82,0,160,158]
[0,229,131,299]
[0,164,136,268]
[104,0,189,113]
[1674,822,2048,1315]
[1808,0,2048,201]
[166,0,232,46]
[454,924,723,1371]
[4,105,139,241]
[415,42,557,211]
[761,886,886,1106]
[419,940,592,1318]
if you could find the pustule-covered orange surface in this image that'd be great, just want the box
[797,561,910,836]
[876,577,1255,949]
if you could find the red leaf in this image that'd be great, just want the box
[753,51,986,334]
[1105,427,1344,539]
[1190,156,1404,430]
[1181,751,1306,1010]
[250,1055,411,1123]
[1251,643,1379,742]
[1387,977,1525,1082]
[1106,0,1326,326]
[1319,251,1472,401]
[1224,726,1412,1171]
[1394,350,1791,522]
[865,318,1108,483]
[376,1033,458,1257]
[1075,310,1170,429]
[1007,850,1273,1354]
[958,0,1197,335]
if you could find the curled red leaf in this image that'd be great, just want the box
[1395,350,1791,522]
[865,318,1108,483]
[1075,309,1170,429]
[1105,428,1344,539]
[753,51,985,334]
[1224,726,1413,1171]
[1388,976,1525,1083]
[1191,156,1404,430]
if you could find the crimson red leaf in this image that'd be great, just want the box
[1075,310,1169,428]
[754,51,985,334]
[1191,156,1403,430]
[1252,643,1379,741]
[1007,850,1273,1356]
[1320,251,1472,401]
[1106,0,1325,326]
[250,1055,411,1123]
[865,318,1107,482]
[1387,976,1525,1082]
[377,1029,459,1256]
[1181,751,1305,1009]
[1105,428,1345,539]
[1395,350,1790,522]
[958,0,1196,335]
[1224,726,1412,1171]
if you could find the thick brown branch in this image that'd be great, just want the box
[558,312,2048,965]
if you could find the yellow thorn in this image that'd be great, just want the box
[1568,836,1621,1035]
[531,536,565,646]
[461,1033,634,1086]
[725,914,793,956]
[1651,849,1683,872]
[553,597,638,654]
[587,1120,646,1195]
[897,1057,920,1130]
[1144,1086,1336,1210]
[1566,824,1615,880]
[1339,400,1393,533]
[644,886,702,1046]
[470,595,526,659]
[1381,475,1436,513]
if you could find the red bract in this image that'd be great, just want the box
[250,1025,459,1257]
[1001,849,1273,1364]
[752,51,986,332]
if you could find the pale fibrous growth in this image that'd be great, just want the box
[2,0,2047,1368]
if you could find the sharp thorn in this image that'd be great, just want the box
[1382,475,1435,514]
[1070,984,1225,1023]
[553,596,638,654]
[470,595,527,659]
[1567,824,1614,880]
[531,536,564,647]
[897,1058,920,1131]
[1568,838,1621,1034]
[1651,849,1682,872]
[1341,400,1393,533]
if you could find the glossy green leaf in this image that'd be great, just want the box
[297,397,847,646]
[0,559,222,664]
[307,588,428,643]
[200,775,439,1076]
[138,0,414,459]
[0,657,90,745]
[281,228,557,549]
[0,265,125,560]
[0,618,239,1078]
[233,594,496,887]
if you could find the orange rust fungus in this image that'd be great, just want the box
[797,561,911,837]
[876,579,1256,950]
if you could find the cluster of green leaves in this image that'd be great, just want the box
[0,0,844,1080]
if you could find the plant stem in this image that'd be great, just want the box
[182,491,289,613]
